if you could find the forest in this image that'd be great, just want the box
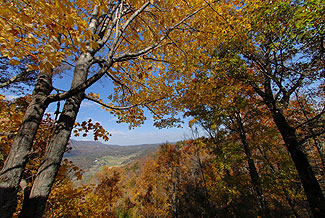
[0,0,324,217]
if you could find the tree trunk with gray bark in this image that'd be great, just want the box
[19,53,92,218]
[0,70,52,218]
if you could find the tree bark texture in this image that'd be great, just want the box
[19,53,92,218]
[0,70,52,218]
[268,104,325,218]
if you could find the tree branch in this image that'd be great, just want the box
[0,69,31,88]
[97,5,119,47]
[0,132,16,137]
[295,107,325,129]
[84,94,141,110]
[105,70,133,96]
[46,60,113,103]
[299,129,325,145]
[85,94,166,111]
[113,6,205,62]
[108,1,151,59]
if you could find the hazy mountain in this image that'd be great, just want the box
[64,139,161,177]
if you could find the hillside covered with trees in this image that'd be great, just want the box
[0,0,324,217]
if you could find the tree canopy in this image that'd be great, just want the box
[0,0,324,217]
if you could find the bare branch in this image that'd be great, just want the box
[0,132,16,137]
[46,60,113,103]
[108,1,151,58]
[61,60,75,68]
[299,129,325,145]
[145,104,162,119]
[295,106,325,129]
[113,6,205,62]
[120,2,151,34]
[167,34,187,56]
[89,5,100,35]
[0,70,31,88]
[283,73,306,103]
[85,94,141,110]
[143,56,174,64]
[97,4,119,46]
[97,0,114,33]
[85,94,166,111]
[105,70,133,95]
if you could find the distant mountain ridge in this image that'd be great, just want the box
[64,139,161,176]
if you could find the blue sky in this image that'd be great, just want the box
[46,98,195,146]
[43,70,197,146]
[71,99,194,145]
[4,89,196,145]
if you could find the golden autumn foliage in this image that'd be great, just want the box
[46,138,312,217]
[0,92,320,217]
[0,0,324,217]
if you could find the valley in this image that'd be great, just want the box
[64,139,161,179]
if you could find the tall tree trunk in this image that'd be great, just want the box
[0,70,52,218]
[267,103,325,217]
[19,53,92,218]
[259,71,325,217]
[234,112,268,217]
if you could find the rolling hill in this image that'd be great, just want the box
[64,139,161,179]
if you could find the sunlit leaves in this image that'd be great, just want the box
[0,0,88,72]
[73,119,111,141]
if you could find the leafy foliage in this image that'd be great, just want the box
[0,0,324,217]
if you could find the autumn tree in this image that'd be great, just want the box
[169,0,324,216]
[50,166,124,218]
[0,0,207,217]
[184,81,308,216]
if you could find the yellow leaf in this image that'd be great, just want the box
[27,64,38,71]
[9,59,20,65]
